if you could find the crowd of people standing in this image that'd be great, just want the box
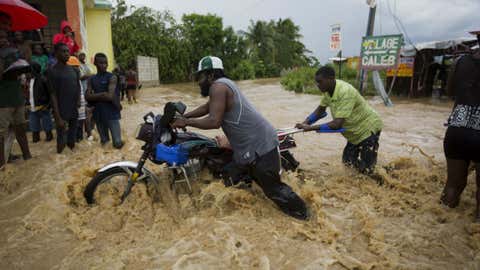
[0,15,139,170]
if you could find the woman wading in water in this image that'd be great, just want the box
[441,30,480,222]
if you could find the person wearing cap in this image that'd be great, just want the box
[172,56,308,220]
[66,54,80,66]
[46,42,81,153]
[65,55,90,142]
[441,30,480,222]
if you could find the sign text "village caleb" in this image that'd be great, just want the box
[360,34,403,70]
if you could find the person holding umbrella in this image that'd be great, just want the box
[0,0,47,33]
[0,11,32,169]
[0,12,18,165]
[0,1,48,168]
[0,11,11,35]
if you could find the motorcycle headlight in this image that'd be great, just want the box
[136,123,153,142]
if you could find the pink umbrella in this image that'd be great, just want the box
[0,0,47,31]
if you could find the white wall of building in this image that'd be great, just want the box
[136,55,160,86]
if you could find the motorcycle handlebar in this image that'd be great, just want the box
[161,102,187,127]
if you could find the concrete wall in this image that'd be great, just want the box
[136,56,160,87]
[85,8,115,71]
[78,0,88,53]
[65,0,82,48]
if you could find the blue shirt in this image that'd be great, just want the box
[90,72,121,122]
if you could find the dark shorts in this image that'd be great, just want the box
[126,85,136,90]
[0,106,26,137]
[444,127,480,162]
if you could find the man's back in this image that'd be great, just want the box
[447,54,480,131]
[321,79,382,145]
[451,54,480,105]
[216,77,278,164]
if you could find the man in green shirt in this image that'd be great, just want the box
[296,66,383,175]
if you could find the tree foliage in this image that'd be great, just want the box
[111,0,317,82]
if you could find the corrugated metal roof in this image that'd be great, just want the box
[401,37,477,56]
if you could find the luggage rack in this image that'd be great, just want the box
[276,127,304,137]
[277,128,303,152]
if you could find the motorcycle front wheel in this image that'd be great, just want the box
[84,166,159,205]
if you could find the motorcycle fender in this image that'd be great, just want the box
[98,161,139,172]
[97,161,160,185]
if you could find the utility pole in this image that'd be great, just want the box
[338,50,342,79]
[359,1,376,94]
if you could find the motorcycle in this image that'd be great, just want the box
[84,102,304,204]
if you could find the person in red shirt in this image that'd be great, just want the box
[52,20,79,55]
[125,66,138,104]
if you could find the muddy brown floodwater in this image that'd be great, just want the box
[1,79,479,270]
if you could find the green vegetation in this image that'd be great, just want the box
[280,67,317,93]
[111,1,384,96]
[280,63,385,96]
[111,0,316,82]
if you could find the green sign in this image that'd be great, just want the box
[360,34,403,70]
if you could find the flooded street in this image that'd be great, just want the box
[1,79,479,270]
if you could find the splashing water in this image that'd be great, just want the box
[0,79,479,270]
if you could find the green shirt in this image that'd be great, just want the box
[0,80,24,108]
[31,55,49,73]
[320,79,383,145]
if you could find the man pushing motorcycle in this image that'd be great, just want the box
[172,56,308,220]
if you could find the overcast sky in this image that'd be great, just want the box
[126,0,480,63]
